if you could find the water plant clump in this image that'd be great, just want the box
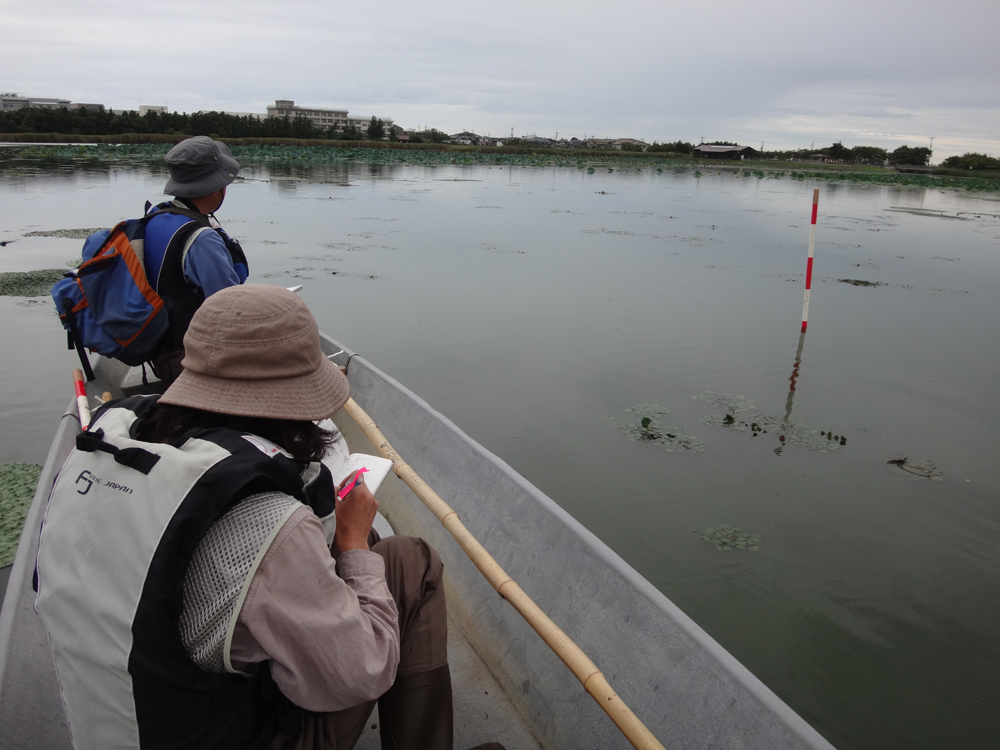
[700,525,760,551]
[694,392,848,452]
[0,463,41,566]
[625,403,672,417]
[620,405,705,452]
[0,269,66,297]
[839,279,883,287]
[25,228,103,239]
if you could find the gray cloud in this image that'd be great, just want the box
[1,0,997,158]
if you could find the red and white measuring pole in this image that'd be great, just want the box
[800,189,819,332]
[73,368,91,431]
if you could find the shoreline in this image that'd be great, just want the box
[3,140,999,193]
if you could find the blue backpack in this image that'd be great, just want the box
[51,207,211,377]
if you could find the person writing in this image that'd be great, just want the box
[35,284,503,750]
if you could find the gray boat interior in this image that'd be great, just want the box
[0,334,835,749]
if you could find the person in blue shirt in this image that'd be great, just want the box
[143,136,249,383]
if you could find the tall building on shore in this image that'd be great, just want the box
[266,100,393,138]
[267,100,348,131]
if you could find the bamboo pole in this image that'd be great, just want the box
[342,397,666,750]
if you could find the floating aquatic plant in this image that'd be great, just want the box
[620,404,705,452]
[24,228,102,239]
[700,525,760,551]
[625,403,671,417]
[839,279,883,287]
[0,269,66,297]
[0,463,41,566]
[694,392,847,452]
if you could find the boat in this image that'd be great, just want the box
[0,333,836,749]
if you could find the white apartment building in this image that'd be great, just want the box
[266,100,348,130]
[138,105,167,116]
[265,100,393,138]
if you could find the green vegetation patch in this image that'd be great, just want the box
[25,228,103,239]
[0,269,66,297]
[695,392,848,452]
[0,463,41,566]
[700,525,760,551]
[839,279,883,287]
[620,404,706,452]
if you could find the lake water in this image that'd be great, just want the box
[2,156,999,749]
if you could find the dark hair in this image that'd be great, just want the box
[137,402,337,465]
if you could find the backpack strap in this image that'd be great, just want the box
[61,296,96,381]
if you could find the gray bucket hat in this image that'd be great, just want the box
[159,284,350,421]
[163,136,240,198]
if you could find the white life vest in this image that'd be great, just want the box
[35,396,334,750]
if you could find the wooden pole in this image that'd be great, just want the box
[342,397,666,750]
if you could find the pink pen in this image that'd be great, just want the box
[338,467,369,499]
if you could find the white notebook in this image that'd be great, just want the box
[316,419,394,496]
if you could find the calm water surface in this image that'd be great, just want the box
[2,159,999,749]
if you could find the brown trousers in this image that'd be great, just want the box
[279,535,451,750]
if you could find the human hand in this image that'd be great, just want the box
[334,470,378,552]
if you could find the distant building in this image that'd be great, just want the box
[348,115,394,137]
[1,93,72,111]
[267,100,348,131]
[612,138,648,151]
[692,144,757,160]
[449,131,483,145]
[139,105,167,116]
[71,103,105,112]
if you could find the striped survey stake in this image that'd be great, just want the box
[73,368,91,431]
[800,189,820,332]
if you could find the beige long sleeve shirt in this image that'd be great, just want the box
[227,505,400,712]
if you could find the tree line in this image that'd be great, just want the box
[0,107,392,141]
[2,109,995,171]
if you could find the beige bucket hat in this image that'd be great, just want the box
[160,284,350,421]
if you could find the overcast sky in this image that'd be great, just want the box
[2,0,997,160]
